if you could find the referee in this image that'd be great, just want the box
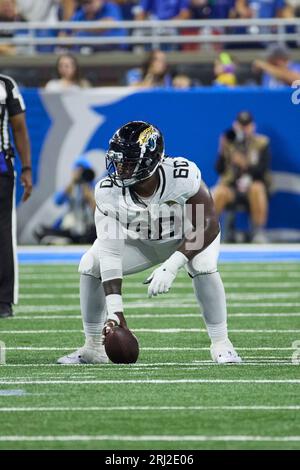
[0,74,32,318]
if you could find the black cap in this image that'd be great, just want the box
[236,111,253,126]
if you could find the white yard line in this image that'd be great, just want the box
[0,359,293,367]
[19,273,300,280]
[0,365,296,375]
[229,303,300,307]
[0,379,300,384]
[10,313,300,320]
[0,434,300,443]
[13,303,300,312]
[1,328,300,334]
[0,405,299,412]
[17,291,300,300]
[0,360,296,367]
[4,346,296,351]
[19,265,300,272]
[18,282,300,291]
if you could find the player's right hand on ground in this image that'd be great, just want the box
[101,312,128,344]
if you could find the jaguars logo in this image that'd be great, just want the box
[138,126,158,152]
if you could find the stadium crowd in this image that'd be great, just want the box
[1,1,299,86]
[1,1,299,25]
[0,0,299,52]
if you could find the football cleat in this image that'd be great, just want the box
[57,346,109,365]
[210,339,242,364]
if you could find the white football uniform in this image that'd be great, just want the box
[79,156,220,280]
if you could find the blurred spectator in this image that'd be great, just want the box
[253,44,300,87]
[248,0,291,18]
[172,73,192,88]
[287,0,300,15]
[15,0,76,22]
[68,0,126,51]
[35,157,97,245]
[190,0,211,19]
[135,0,191,20]
[0,0,19,55]
[191,0,251,20]
[130,49,172,87]
[189,1,251,52]
[213,111,271,242]
[134,0,191,51]
[214,52,237,86]
[113,0,138,19]
[14,1,77,53]
[45,53,91,91]
[230,0,252,18]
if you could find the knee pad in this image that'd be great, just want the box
[78,245,101,279]
[186,232,220,277]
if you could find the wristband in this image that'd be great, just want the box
[106,294,123,324]
[164,251,188,273]
[21,166,32,174]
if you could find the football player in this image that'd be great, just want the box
[58,121,241,365]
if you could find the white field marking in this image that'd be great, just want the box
[1,435,300,443]
[13,303,300,313]
[16,282,300,294]
[0,405,300,412]
[121,282,300,290]
[0,358,293,367]
[21,284,79,289]
[19,283,299,300]
[19,282,300,291]
[19,261,300,268]
[1,328,300,334]
[220,272,300,278]
[1,379,300,385]
[19,280,300,290]
[12,292,300,310]
[229,303,300,307]
[2,364,297,376]
[19,294,79,299]
[4,346,296,351]
[19,272,300,279]
[220,265,300,271]
[125,292,300,306]
[20,274,80,280]
[0,362,291,369]
[11,313,300,320]
[0,360,295,368]
[18,266,300,273]
[20,261,299,274]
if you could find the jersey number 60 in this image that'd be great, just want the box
[173,160,189,178]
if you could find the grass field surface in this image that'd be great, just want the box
[0,259,300,450]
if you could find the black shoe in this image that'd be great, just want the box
[0,303,13,318]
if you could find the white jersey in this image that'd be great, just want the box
[94,157,201,244]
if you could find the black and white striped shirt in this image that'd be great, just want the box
[0,74,26,154]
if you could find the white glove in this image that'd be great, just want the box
[145,251,188,297]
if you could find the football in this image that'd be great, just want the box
[104,326,139,364]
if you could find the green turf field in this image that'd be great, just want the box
[0,262,300,450]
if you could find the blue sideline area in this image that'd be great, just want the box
[18,245,300,264]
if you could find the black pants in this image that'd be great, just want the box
[0,157,16,305]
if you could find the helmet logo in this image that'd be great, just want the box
[138,126,158,152]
